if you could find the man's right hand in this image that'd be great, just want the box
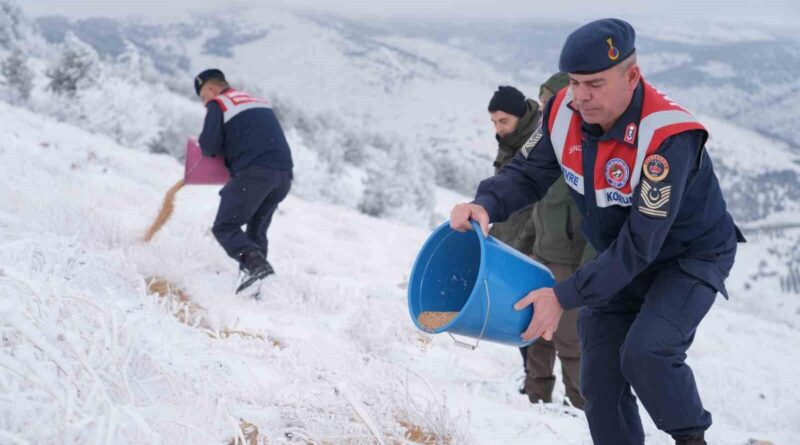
[450,203,490,237]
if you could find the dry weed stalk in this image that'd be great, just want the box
[145,276,281,346]
[395,418,450,445]
[226,419,261,445]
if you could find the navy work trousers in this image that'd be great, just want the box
[212,165,291,267]
[578,259,730,444]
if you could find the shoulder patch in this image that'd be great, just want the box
[643,154,669,182]
[637,178,671,219]
[521,122,544,158]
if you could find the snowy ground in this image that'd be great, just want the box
[1,100,799,444]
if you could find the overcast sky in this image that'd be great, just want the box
[19,0,800,26]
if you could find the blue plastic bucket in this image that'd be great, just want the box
[408,220,555,347]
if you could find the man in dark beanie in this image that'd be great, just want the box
[453,18,744,445]
[488,85,528,120]
[486,85,540,398]
[487,79,590,410]
[486,85,538,252]
[195,68,293,295]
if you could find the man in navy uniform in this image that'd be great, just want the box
[450,19,744,445]
[196,69,293,294]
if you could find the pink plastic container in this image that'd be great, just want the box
[183,138,230,185]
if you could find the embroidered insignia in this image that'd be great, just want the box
[607,38,620,61]
[624,122,637,144]
[643,154,670,182]
[605,158,630,189]
[521,122,544,158]
[638,179,671,218]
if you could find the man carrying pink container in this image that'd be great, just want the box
[195,68,293,294]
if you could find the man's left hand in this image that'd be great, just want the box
[514,287,564,341]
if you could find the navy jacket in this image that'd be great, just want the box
[199,88,293,175]
[473,82,743,310]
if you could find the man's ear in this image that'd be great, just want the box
[627,65,641,89]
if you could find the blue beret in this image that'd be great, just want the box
[559,18,636,74]
[194,68,225,95]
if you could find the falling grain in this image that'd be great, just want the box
[143,179,184,242]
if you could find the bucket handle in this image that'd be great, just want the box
[448,278,491,350]
[184,154,209,181]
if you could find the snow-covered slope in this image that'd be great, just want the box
[3,3,800,443]
[2,94,799,444]
[3,4,500,227]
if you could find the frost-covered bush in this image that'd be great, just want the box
[359,139,435,223]
[0,48,33,102]
[46,31,99,96]
[0,0,26,49]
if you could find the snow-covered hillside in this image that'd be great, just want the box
[16,4,504,225]
[2,2,800,443]
[2,89,800,444]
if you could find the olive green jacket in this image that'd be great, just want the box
[487,99,594,265]
[524,177,590,266]
[488,99,539,254]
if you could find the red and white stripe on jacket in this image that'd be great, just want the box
[547,80,705,208]
[211,89,272,124]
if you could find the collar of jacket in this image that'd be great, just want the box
[571,81,644,148]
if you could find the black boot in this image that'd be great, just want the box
[236,250,274,293]
[674,433,706,445]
